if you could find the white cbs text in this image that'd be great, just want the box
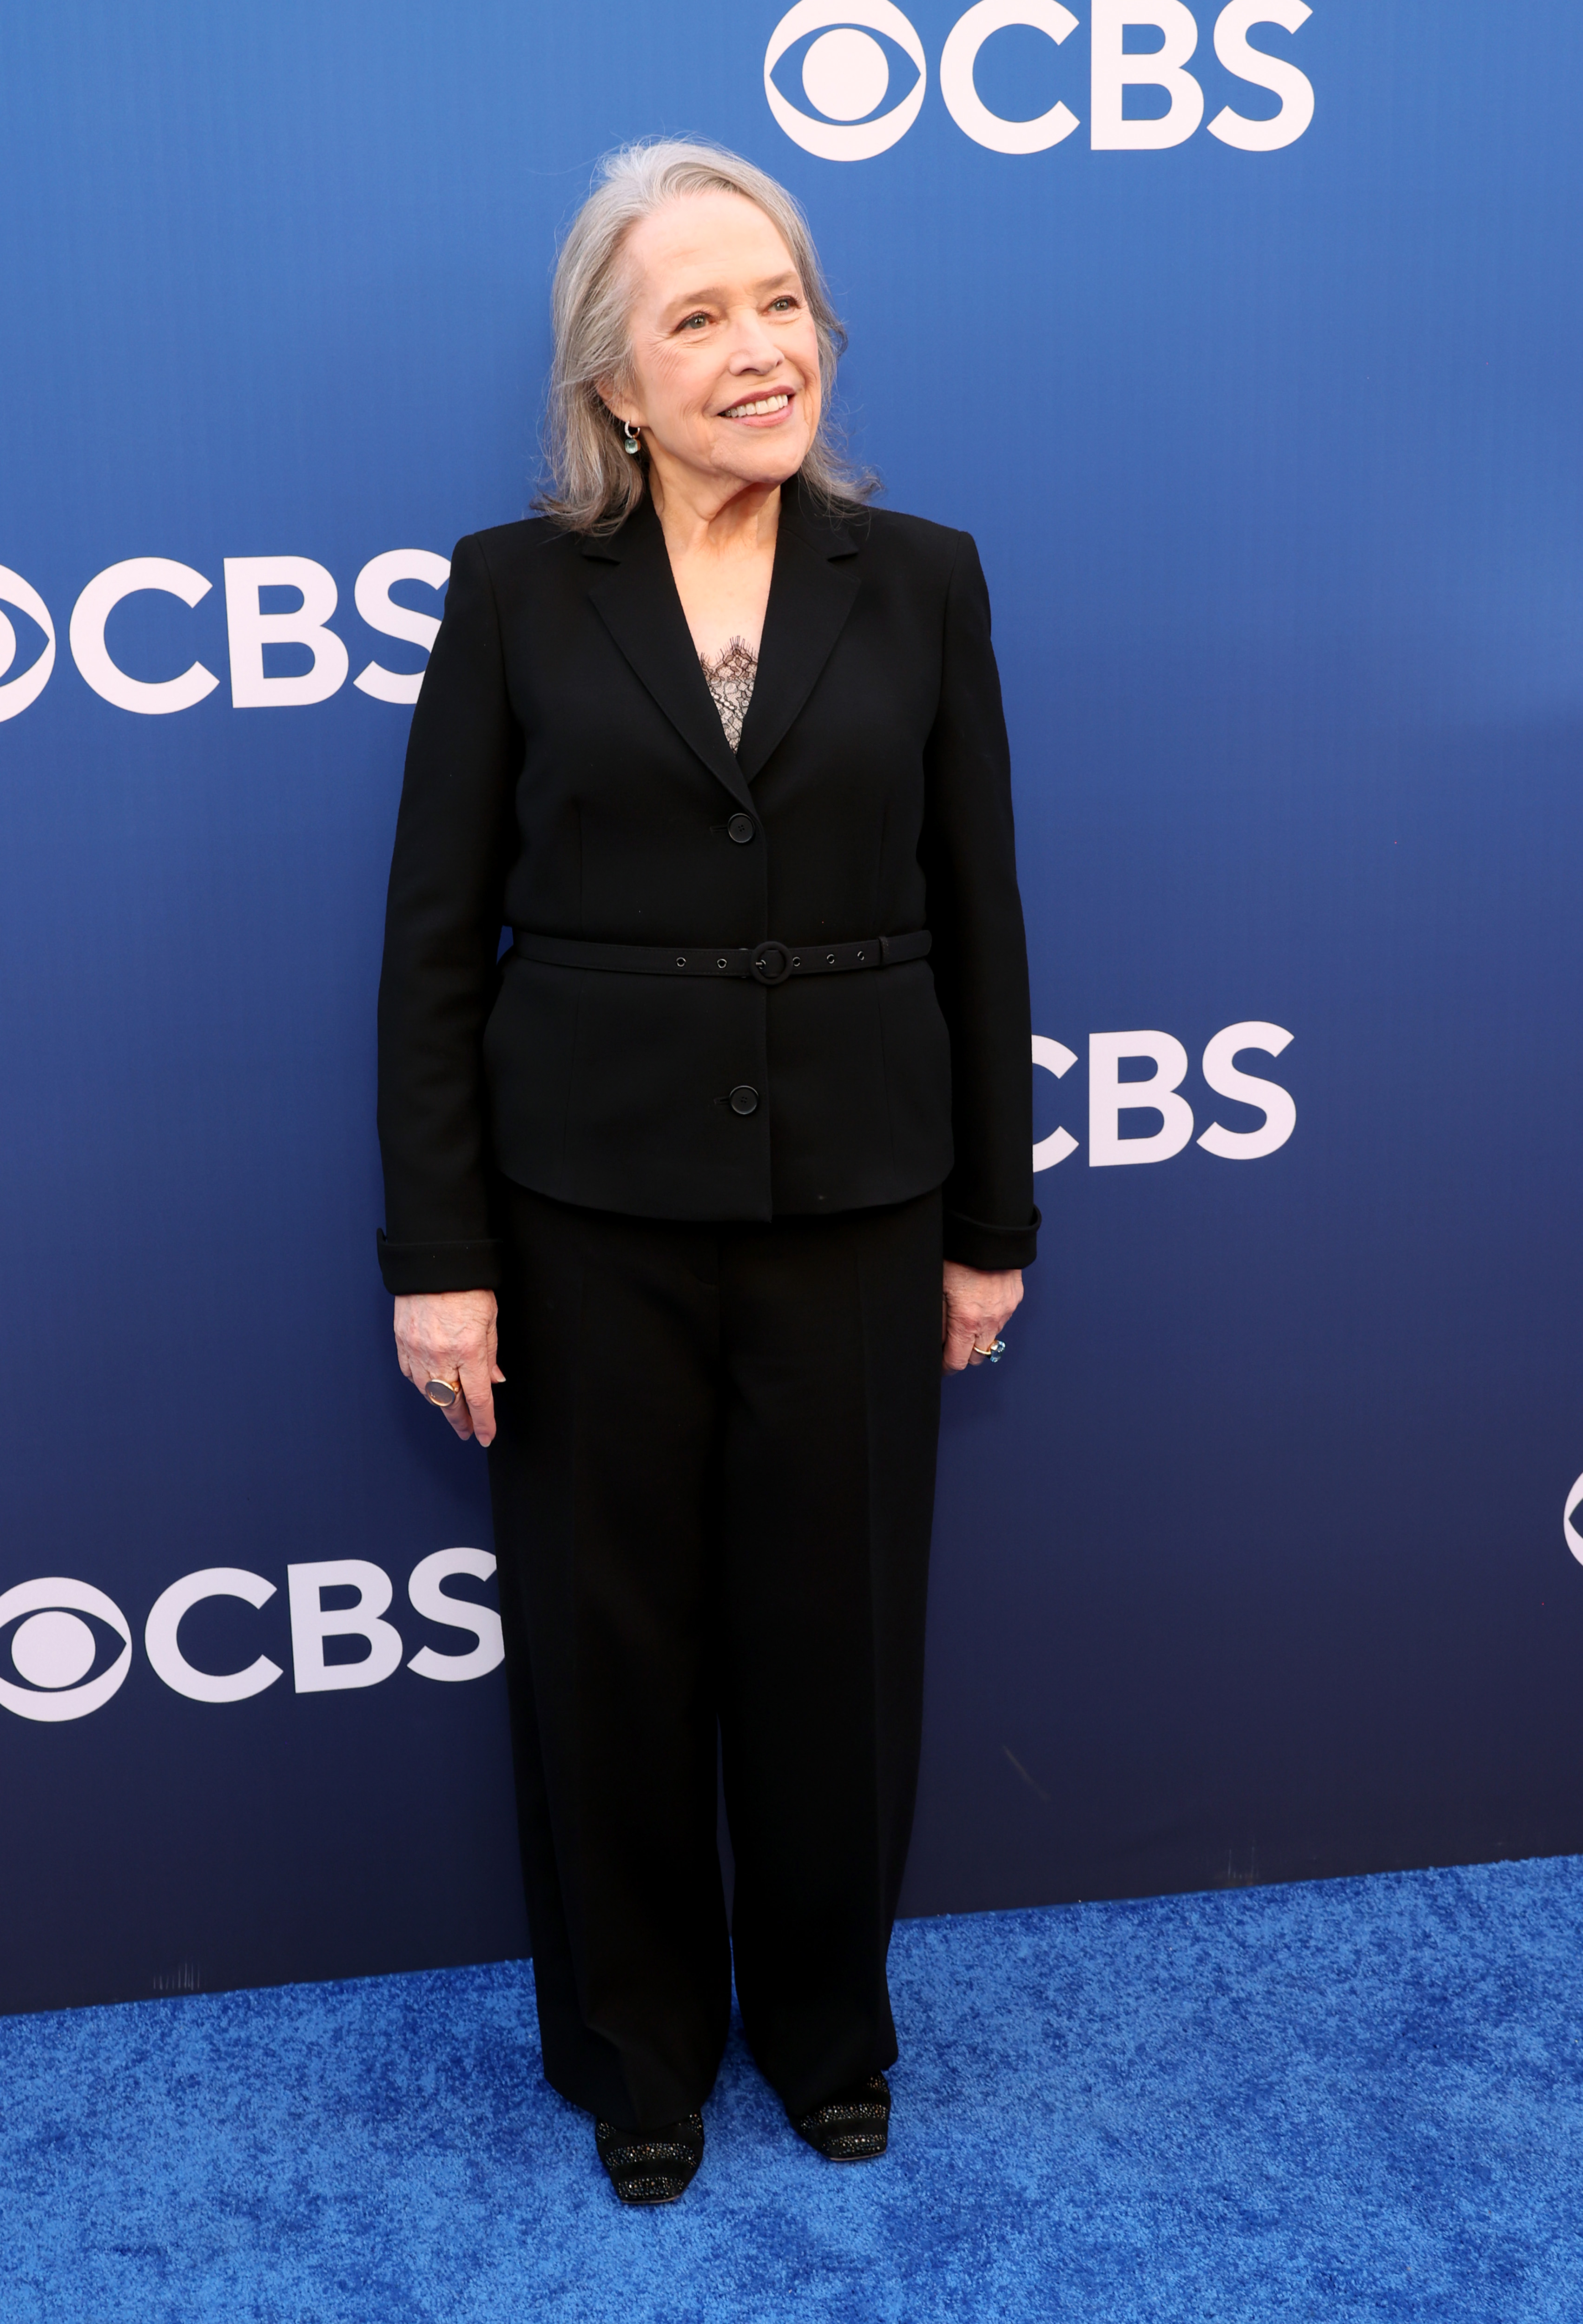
[1032,1022,1295,1169]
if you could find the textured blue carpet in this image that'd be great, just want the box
[4,1857,1583,2322]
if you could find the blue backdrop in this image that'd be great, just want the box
[3,0,1581,2015]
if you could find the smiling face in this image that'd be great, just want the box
[603,189,823,505]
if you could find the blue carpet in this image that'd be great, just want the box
[4,1857,1582,2323]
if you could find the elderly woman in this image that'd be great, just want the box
[376,140,1036,2205]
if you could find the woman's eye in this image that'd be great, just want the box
[770,298,798,314]
[680,313,710,331]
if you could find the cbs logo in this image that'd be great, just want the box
[0,550,449,724]
[0,566,58,725]
[0,1552,502,1722]
[0,1577,133,1722]
[765,1,928,160]
[766,1,1315,161]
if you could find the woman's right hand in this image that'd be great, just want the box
[393,1290,504,1446]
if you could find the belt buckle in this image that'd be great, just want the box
[750,940,791,987]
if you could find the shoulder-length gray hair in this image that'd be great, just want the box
[536,139,874,535]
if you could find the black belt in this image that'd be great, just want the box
[511,929,930,989]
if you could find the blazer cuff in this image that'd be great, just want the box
[377,1229,505,1295]
[943,1207,1040,1273]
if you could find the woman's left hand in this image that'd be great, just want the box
[941,1261,1024,1373]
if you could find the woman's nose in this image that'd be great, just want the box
[726,316,780,370]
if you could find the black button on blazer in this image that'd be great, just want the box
[376,482,1038,1293]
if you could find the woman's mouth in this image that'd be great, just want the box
[719,391,792,421]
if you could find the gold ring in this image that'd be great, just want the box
[972,1340,1006,1364]
[423,1377,461,1409]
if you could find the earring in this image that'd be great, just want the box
[622,419,641,456]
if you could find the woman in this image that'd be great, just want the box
[377,141,1036,2205]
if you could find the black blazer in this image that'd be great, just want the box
[376,482,1037,1293]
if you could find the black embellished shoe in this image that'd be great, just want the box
[594,2112,705,2206]
[790,2071,891,2161]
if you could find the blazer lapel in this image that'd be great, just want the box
[582,498,753,812]
[735,484,862,783]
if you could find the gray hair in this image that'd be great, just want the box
[535,139,875,535]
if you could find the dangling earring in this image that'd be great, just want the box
[622,419,641,457]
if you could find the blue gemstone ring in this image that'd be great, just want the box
[972,1340,1006,1364]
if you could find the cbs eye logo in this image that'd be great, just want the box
[0,1577,133,1722]
[0,566,58,724]
[765,1,929,160]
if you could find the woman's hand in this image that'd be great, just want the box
[941,1262,1024,1374]
[393,1290,504,1446]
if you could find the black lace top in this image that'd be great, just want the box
[699,637,758,754]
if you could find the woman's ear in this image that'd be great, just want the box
[594,381,638,430]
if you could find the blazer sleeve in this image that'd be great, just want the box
[375,533,519,1294]
[920,531,1040,1272]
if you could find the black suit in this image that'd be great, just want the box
[376,482,1036,2129]
[376,483,1036,1288]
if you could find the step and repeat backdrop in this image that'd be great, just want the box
[3,0,1581,2014]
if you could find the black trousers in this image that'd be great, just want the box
[487,1181,943,2128]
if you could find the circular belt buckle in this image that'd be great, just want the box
[750,941,791,986]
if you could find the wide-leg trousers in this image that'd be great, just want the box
[487,1180,944,2129]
